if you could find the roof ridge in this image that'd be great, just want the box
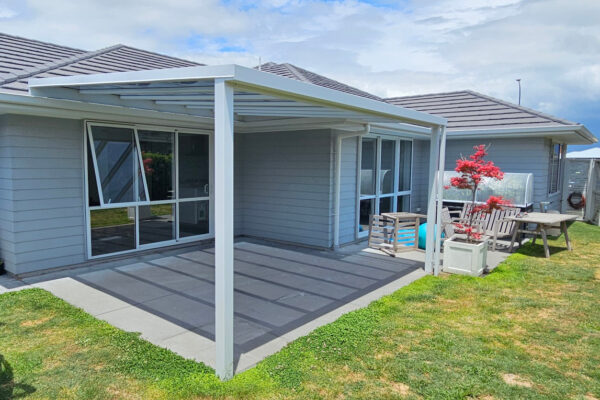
[0,43,125,87]
[282,63,313,83]
[464,89,578,126]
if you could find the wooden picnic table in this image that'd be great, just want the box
[506,212,577,258]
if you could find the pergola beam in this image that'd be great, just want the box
[214,78,234,381]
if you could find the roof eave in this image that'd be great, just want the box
[446,125,597,145]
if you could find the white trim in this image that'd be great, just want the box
[433,126,447,276]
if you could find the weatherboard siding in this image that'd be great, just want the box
[237,130,334,248]
[0,114,86,274]
[444,138,553,209]
[338,135,359,245]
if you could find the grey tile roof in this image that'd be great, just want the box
[0,34,201,94]
[257,62,384,101]
[386,90,579,130]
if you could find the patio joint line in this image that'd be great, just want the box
[170,254,344,301]
[146,261,318,314]
[110,269,283,331]
[183,251,368,291]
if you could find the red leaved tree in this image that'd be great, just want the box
[448,145,512,242]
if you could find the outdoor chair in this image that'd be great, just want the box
[442,204,521,251]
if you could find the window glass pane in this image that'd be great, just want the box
[90,126,146,204]
[397,195,410,212]
[179,133,209,199]
[360,138,377,195]
[87,142,100,207]
[179,200,209,237]
[359,199,374,233]
[379,196,393,214]
[138,130,174,201]
[90,208,135,256]
[380,140,395,194]
[398,140,412,192]
[139,204,175,245]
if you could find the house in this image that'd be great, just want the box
[0,33,449,379]
[387,91,597,212]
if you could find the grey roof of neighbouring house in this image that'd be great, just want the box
[257,62,384,101]
[0,33,202,94]
[386,90,580,130]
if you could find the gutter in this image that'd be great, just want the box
[446,125,597,145]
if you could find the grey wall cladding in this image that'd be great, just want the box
[237,130,333,248]
[0,114,86,274]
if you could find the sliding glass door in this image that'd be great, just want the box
[86,123,211,258]
[358,136,412,236]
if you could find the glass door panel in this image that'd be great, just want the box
[139,204,175,245]
[379,196,393,214]
[179,200,210,237]
[179,133,209,199]
[380,140,395,194]
[398,141,412,192]
[138,130,174,201]
[360,138,377,195]
[90,207,136,256]
[359,199,374,233]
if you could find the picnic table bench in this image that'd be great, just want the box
[506,212,577,258]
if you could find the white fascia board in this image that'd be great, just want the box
[447,125,597,145]
[230,65,446,127]
[0,92,214,129]
[28,63,446,129]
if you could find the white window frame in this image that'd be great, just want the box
[84,121,214,259]
[357,134,413,238]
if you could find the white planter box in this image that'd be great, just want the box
[442,235,488,277]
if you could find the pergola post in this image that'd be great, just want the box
[214,78,234,380]
[425,126,441,274]
[433,126,447,275]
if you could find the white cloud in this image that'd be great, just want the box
[1,0,599,131]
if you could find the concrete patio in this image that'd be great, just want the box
[4,239,428,372]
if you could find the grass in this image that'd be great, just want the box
[90,205,173,228]
[1,222,599,399]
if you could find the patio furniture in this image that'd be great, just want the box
[442,204,521,251]
[506,212,577,258]
[368,212,425,256]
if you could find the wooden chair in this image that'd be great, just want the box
[443,204,520,251]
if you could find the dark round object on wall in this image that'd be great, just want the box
[567,192,586,210]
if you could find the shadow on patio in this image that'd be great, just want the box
[22,239,424,372]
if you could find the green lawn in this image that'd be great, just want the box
[1,222,599,399]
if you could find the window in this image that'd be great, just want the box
[86,122,211,257]
[358,136,413,235]
[548,143,563,194]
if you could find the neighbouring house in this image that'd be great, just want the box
[387,91,597,212]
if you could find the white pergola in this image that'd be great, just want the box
[27,64,447,380]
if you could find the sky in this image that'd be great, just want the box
[1,0,599,149]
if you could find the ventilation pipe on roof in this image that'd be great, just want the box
[516,78,522,105]
[333,124,371,248]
